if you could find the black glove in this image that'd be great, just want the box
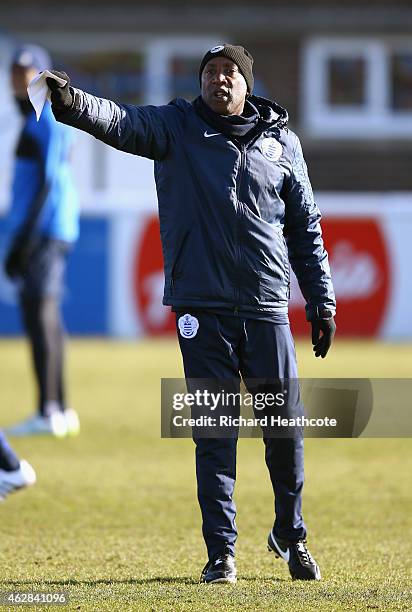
[46,70,73,109]
[310,311,336,358]
[4,237,30,280]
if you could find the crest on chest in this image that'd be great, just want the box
[261,137,283,162]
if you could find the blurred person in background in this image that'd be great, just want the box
[0,429,36,500]
[44,43,336,583]
[3,44,80,438]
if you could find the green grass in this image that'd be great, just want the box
[0,339,411,611]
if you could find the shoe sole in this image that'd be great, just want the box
[267,544,280,558]
[202,577,237,584]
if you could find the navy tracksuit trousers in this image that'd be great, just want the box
[176,311,306,560]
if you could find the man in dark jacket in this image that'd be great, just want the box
[45,43,336,584]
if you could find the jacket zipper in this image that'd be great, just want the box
[234,144,246,314]
[280,232,291,299]
[170,231,190,294]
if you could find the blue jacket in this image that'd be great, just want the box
[6,102,79,244]
[56,91,335,319]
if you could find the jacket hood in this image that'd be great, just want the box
[248,95,289,129]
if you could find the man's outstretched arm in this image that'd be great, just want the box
[46,71,170,161]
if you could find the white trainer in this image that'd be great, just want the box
[0,460,37,501]
[5,411,68,438]
[65,409,80,436]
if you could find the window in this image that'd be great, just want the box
[390,52,412,111]
[327,57,366,107]
[144,37,220,104]
[56,50,146,104]
[170,56,201,101]
[303,38,412,138]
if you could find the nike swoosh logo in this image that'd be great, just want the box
[270,531,290,562]
[204,131,220,138]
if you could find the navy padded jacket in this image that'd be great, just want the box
[55,91,336,319]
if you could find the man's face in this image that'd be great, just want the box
[11,65,38,99]
[201,56,247,116]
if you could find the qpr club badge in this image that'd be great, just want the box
[178,314,199,339]
[261,137,283,162]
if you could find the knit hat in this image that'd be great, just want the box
[199,44,254,94]
[11,44,51,72]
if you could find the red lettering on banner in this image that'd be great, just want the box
[134,216,390,337]
[289,218,391,336]
[133,216,175,335]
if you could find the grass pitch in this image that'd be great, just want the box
[0,338,411,611]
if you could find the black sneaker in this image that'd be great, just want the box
[267,530,321,580]
[200,550,237,584]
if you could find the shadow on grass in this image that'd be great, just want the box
[1,578,194,586]
[1,576,287,587]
